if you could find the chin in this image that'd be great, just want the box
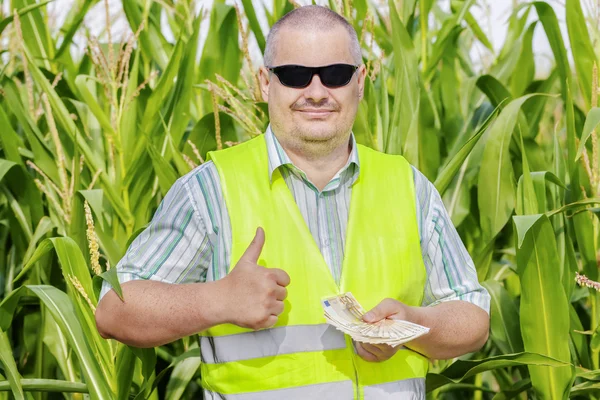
[299,129,338,142]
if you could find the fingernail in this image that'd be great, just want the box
[363,312,374,321]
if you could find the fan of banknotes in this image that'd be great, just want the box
[321,292,430,347]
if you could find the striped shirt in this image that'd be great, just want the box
[100,126,490,313]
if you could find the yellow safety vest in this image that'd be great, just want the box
[201,134,429,399]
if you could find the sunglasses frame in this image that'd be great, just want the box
[266,63,359,89]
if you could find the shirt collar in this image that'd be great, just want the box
[265,125,360,184]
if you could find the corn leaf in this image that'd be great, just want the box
[566,0,598,108]
[0,0,53,36]
[515,215,574,399]
[386,0,420,164]
[426,352,571,392]
[482,281,524,355]
[26,285,114,398]
[435,104,498,194]
[533,2,570,101]
[0,330,25,400]
[575,107,600,161]
[478,94,539,242]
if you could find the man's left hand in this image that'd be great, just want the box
[355,298,414,362]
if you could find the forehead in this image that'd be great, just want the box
[271,25,354,66]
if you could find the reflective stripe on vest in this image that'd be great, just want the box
[200,324,345,363]
[204,135,429,398]
[202,378,425,400]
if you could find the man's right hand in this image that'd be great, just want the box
[221,227,290,330]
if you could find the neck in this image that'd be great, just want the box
[277,135,352,192]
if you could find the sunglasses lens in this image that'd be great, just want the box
[271,64,356,88]
[320,64,356,87]
[274,66,313,88]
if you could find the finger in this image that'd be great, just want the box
[239,227,265,263]
[355,342,379,362]
[263,315,278,329]
[271,268,291,287]
[274,286,287,301]
[270,300,284,316]
[363,298,403,323]
[361,343,386,358]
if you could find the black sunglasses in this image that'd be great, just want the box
[266,64,359,88]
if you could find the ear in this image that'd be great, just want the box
[258,66,271,102]
[356,64,367,101]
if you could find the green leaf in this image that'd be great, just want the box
[566,0,598,108]
[513,214,543,249]
[21,43,133,227]
[0,286,111,397]
[0,160,18,184]
[26,286,113,398]
[42,307,77,384]
[240,0,266,53]
[510,22,536,97]
[116,345,136,399]
[533,2,570,101]
[521,69,559,138]
[54,0,96,59]
[22,216,54,269]
[140,38,185,136]
[547,198,600,217]
[491,378,531,400]
[165,343,201,400]
[426,352,571,392]
[515,130,538,215]
[169,15,202,148]
[0,330,25,400]
[74,75,117,138]
[147,143,179,195]
[385,0,420,165]
[476,75,513,107]
[482,281,524,355]
[123,0,169,69]
[120,50,140,165]
[575,107,600,161]
[570,304,592,369]
[198,4,242,85]
[434,104,499,195]
[571,380,600,396]
[463,9,493,51]
[516,215,574,398]
[478,94,540,242]
[425,0,475,81]
[0,0,53,36]
[98,267,123,300]
[185,112,237,160]
[0,379,88,393]
[12,0,54,70]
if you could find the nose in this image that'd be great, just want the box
[303,73,329,102]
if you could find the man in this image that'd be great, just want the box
[96,5,490,399]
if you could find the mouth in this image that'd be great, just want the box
[295,109,336,119]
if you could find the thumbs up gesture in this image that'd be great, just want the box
[221,227,291,330]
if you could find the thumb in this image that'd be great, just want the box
[363,298,401,323]
[240,227,265,263]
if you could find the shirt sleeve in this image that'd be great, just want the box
[412,166,491,314]
[99,169,213,300]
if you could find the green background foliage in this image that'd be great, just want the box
[1,0,600,398]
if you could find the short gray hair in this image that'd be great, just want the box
[263,5,362,66]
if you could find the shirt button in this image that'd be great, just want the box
[323,238,330,247]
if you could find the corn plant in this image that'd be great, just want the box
[1,0,600,398]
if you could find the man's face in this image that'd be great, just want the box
[259,25,367,156]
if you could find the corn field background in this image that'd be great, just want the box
[1,0,600,398]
